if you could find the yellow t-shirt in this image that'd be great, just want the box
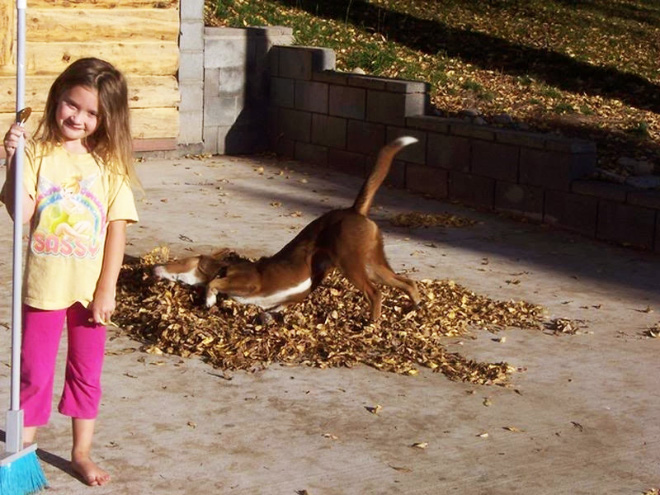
[4,142,139,310]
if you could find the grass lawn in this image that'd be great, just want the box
[206,0,659,176]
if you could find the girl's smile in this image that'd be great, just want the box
[56,85,99,152]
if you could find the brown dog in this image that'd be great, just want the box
[153,136,421,320]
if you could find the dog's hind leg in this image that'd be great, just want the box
[370,263,421,307]
[337,258,383,321]
[367,244,421,307]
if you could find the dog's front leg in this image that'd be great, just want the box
[205,285,219,308]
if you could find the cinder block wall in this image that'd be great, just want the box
[203,26,293,154]
[267,45,660,253]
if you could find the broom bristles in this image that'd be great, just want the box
[0,450,48,495]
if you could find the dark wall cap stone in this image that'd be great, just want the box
[572,180,633,202]
[312,70,349,85]
[544,136,597,153]
[406,115,450,133]
[627,190,660,209]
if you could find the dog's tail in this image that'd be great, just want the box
[352,136,418,216]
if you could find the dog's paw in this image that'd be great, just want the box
[152,265,169,279]
[257,312,274,325]
[256,311,283,326]
[205,292,218,308]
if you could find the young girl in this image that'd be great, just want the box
[1,57,140,486]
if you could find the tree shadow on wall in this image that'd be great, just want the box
[271,0,660,113]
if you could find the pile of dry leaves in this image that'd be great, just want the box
[114,248,547,385]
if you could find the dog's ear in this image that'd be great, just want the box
[198,255,228,279]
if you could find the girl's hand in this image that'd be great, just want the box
[3,123,28,158]
[89,287,116,326]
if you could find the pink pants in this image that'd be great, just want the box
[21,303,106,426]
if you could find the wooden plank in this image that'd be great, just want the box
[128,75,180,109]
[0,41,179,77]
[132,107,179,139]
[0,0,11,66]
[0,137,179,159]
[26,8,179,43]
[0,75,179,112]
[0,106,178,141]
[133,138,177,152]
[28,0,178,8]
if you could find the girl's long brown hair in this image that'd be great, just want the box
[35,57,141,189]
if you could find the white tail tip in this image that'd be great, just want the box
[392,136,419,148]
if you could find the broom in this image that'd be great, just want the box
[0,0,48,492]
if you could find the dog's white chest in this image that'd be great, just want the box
[233,278,312,310]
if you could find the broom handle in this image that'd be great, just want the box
[10,0,27,413]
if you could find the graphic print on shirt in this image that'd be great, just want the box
[31,174,106,259]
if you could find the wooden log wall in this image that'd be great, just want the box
[0,0,180,149]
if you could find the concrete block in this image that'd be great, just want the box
[572,180,632,202]
[313,71,349,85]
[277,46,336,81]
[246,76,269,107]
[267,106,279,148]
[262,26,293,41]
[627,190,660,209]
[274,137,295,159]
[544,190,597,236]
[203,68,220,97]
[204,95,238,127]
[329,85,366,120]
[597,201,656,249]
[311,114,347,149]
[495,181,544,221]
[366,91,425,126]
[178,51,204,82]
[181,0,204,21]
[295,141,328,166]
[178,82,203,113]
[234,104,268,129]
[217,67,246,95]
[544,136,597,154]
[384,79,429,94]
[471,141,519,182]
[450,121,495,141]
[202,125,220,154]
[495,129,546,149]
[205,36,247,69]
[268,47,281,77]
[217,126,268,155]
[279,108,312,142]
[406,115,450,134]
[270,77,295,108]
[346,120,386,154]
[406,163,448,199]
[448,171,495,209]
[180,20,205,52]
[427,133,470,171]
[348,75,388,90]
[384,159,406,188]
[328,149,366,178]
[520,149,596,191]
[295,80,329,113]
[385,127,426,164]
[178,111,203,145]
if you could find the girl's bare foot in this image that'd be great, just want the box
[71,455,111,486]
